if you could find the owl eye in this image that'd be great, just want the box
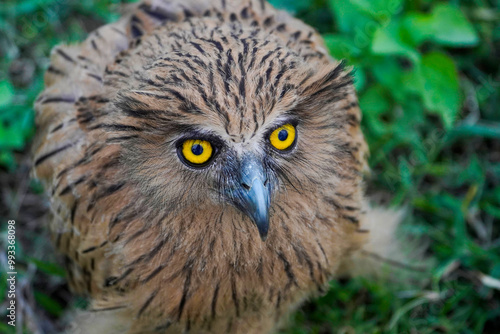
[179,139,214,167]
[269,123,296,151]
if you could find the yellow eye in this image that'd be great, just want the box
[269,124,296,151]
[181,139,214,166]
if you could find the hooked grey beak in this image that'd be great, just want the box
[233,154,271,241]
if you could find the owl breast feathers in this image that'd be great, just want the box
[32,0,373,333]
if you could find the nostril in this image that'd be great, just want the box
[241,182,251,191]
[264,178,269,187]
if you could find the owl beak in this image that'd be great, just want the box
[237,154,271,241]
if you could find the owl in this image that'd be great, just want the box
[32,0,400,333]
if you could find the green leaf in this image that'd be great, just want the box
[18,107,35,137]
[34,291,64,317]
[0,80,14,108]
[371,58,414,103]
[0,151,15,169]
[0,123,25,149]
[403,4,479,47]
[323,34,361,61]
[359,85,392,136]
[398,158,413,189]
[350,0,403,19]
[403,13,435,46]
[454,156,484,188]
[371,21,420,62]
[28,257,66,277]
[484,203,500,219]
[12,0,59,16]
[414,52,461,128]
[353,67,366,91]
[431,4,479,47]
[328,0,372,34]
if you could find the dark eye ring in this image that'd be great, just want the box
[177,139,217,168]
[269,123,297,151]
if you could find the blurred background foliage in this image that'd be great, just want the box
[0,0,499,333]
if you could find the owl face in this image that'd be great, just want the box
[170,119,299,239]
[88,21,359,241]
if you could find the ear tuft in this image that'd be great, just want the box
[300,60,354,105]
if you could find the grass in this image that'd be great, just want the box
[1,0,499,333]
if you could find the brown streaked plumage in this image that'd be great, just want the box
[31,1,392,333]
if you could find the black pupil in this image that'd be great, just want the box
[191,144,203,156]
[278,129,288,141]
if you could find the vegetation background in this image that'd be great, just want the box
[0,0,499,333]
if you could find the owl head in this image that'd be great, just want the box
[78,18,365,243]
